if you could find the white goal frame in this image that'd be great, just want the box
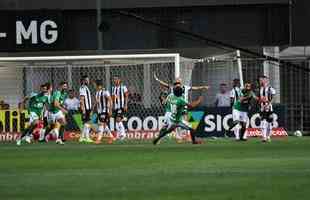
[0,53,181,79]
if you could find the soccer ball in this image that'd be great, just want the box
[294,130,303,137]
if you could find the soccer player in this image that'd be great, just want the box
[49,81,69,145]
[154,74,209,142]
[232,82,258,141]
[154,74,209,101]
[153,85,203,145]
[111,77,129,140]
[230,79,242,140]
[79,75,93,143]
[94,80,113,144]
[16,84,50,146]
[258,75,276,142]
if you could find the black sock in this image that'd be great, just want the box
[229,121,239,131]
[20,124,35,139]
[43,126,53,139]
[153,128,171,144]
[59,125,65,141]
[190,130,196,144]
[240,126,246,140]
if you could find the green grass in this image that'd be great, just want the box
[0,137,309,200]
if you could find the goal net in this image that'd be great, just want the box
[0,52,243,135]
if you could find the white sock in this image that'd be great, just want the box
[234,126,240,140]
[83,125,90,139]
[261,120,268,140]
[175,127,183,140]
[266,123,272,139]
[39,129,46,141]
[116,122,126,140]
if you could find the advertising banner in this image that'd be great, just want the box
[0,105,286,142]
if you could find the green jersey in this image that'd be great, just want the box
[169,95,188,123]
[163,94,173,113]
[233,90,256,112]
[28,93,49,117]
[49,90,68,114]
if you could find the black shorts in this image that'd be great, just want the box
[98,112,109,123]
[260,111,274,123]
[113,108,125,119]
[82,110,92,123]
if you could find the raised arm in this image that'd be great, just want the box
[191,85,209,90]
[154,73,170,89]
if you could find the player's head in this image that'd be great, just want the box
[95,79,103,90]
[259,75,269,87]
[113,76,121,86]
[244,82,252,91]
[40,84,48,94]
[173,86,183,97]
[220,83,227,93]
[59,81,68,91]
[68,89,75,98]
[233,79,240,88]
[44,82,53,94]
[81,75,90,85]
[174,78,182,87]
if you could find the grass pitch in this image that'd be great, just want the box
[0,137,309,200]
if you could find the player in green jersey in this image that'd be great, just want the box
[232,82,258,141]
[17,84,49,146]
[47,81,69,145]
[153,86,203,145]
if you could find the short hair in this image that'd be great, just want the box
[259,75,268,79]
[233,78,240,82]
[44,82,52,89]
[68,89,74,93]
[60,81,68,86]
[220,83,227,86]
[40,84,47,89]
[95,79,103,86]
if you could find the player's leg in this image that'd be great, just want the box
[260,112,270,142]
[153,123,175,145]
[177,122,198,144]
[239,111,248,141]
[17,112,38,145]
[114,109,126,140]
[80,110,93,143]
[96,113,111,144]
[232,109,240,140]
[266,112,274,142]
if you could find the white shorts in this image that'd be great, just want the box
[29,112,39,124]
[232,109,248,123]
[164,112,172,126]
[49,111,65,123]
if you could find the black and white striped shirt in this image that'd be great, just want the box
[96,89,110,113]
[259,86,276,112]
[230,87,241,104]
[112,85,128,110]
[79,85,92,111]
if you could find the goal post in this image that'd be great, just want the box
[0,53,183,113]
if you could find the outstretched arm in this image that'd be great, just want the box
[154,73,169,89]
[191,86,209,90]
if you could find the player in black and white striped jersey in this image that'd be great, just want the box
[94,80,113,144]
[79,75,93,143]
[258,75,276,142]
[111,77,129,140]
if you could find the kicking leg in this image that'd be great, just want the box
[153,125,175,145]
